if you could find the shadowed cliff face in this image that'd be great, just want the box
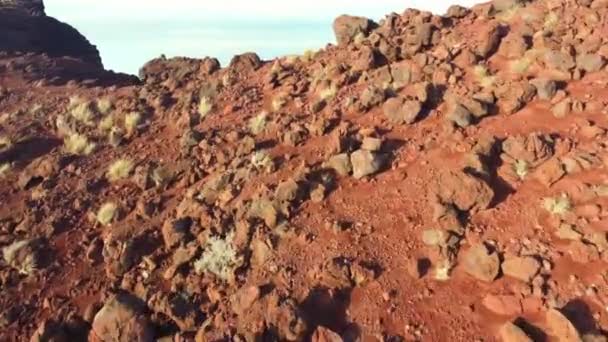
[0,0,102,67]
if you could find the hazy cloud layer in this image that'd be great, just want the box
[45,0,482,74]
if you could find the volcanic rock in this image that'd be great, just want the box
[90,294,154,342]
[333,15,375,46]
[462,243,500,282]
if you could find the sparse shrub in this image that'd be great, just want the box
[271,94,287,112]
[543,12,559,31]
[319,84,337,101]
[353,32,366,45]
[29,104,43,115]
[495,5,521,22]
[69,97,96,126]
[98,115,114,132]
[96,98,113,115]
[249,112,267,135]
[222,73,234,87]
[3,240,37,275]
[542,194,571,216]
[108,127,124,147]
[198,96,213,118]
[251,150,275,174]
[106,159,134,181]
[270,60,281,75]
[473,65,496,88]
[55,115,74,137]
[97,202,117,225]
[193,234,239,281]
[510,56,533,74]
[514,159,529,179]
[283,55,299,65]
[64,133,96,155]
[124,112,142,135]
[301,49,317,62]
[434,259,452,281]
[0,136,12,150]
[0,163,10,178]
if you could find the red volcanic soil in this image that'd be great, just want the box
[2,0,608,341]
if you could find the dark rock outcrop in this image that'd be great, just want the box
[0,0,138,85]
[0,8,102,67]
[0,0,45,16]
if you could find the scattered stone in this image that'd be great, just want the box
[482,294,522,316]
[498,321,533,342]
[325,153,353,176]
[530,78,557,100]
[351,46,380,72]
[90,294,154,342]
[161,217,192,249]
[533,158,565,186]
[382,97,422,124]
[462,243,500,282]
[446,5,469,18]
[545,50,576,72]
[434,170,494,213]
[582,334,608,342]
[421,229,448,247]
[199,173,231,205]
[350,149,383,179]
[492,0,525,12]
[361,137,383,151]
[310,183,327,203]
[359,86,386,111]
[432,201,464,233]
[390,61,413,87]
[499,32,529,59]
[501,256,541,282]
[163,244,198,279]
[446,103,473,128]
[148,293,201,332]
[17,156,57,189]
[459,96,489,118]
[552,98,572,118]
[546,308,582,342]
[30,319,68,342]
[249,198,279,228]
[312,326,343,342]
[502,133,554,167]
[576,204,601,219]
[231,286,261,316]
[476,21,502,58]
[283,126,308,147]
[271,298,307,341]
[577,53,605,73]
[555,223,583,241]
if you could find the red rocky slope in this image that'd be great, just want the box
[2,0,608,341]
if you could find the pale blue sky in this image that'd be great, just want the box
[45,1,481,75]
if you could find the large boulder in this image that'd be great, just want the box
[229,52,262,72]
[333,15,376,46]
[139,56,220,84]
[433,170,494,213]
[383,97,422,124]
